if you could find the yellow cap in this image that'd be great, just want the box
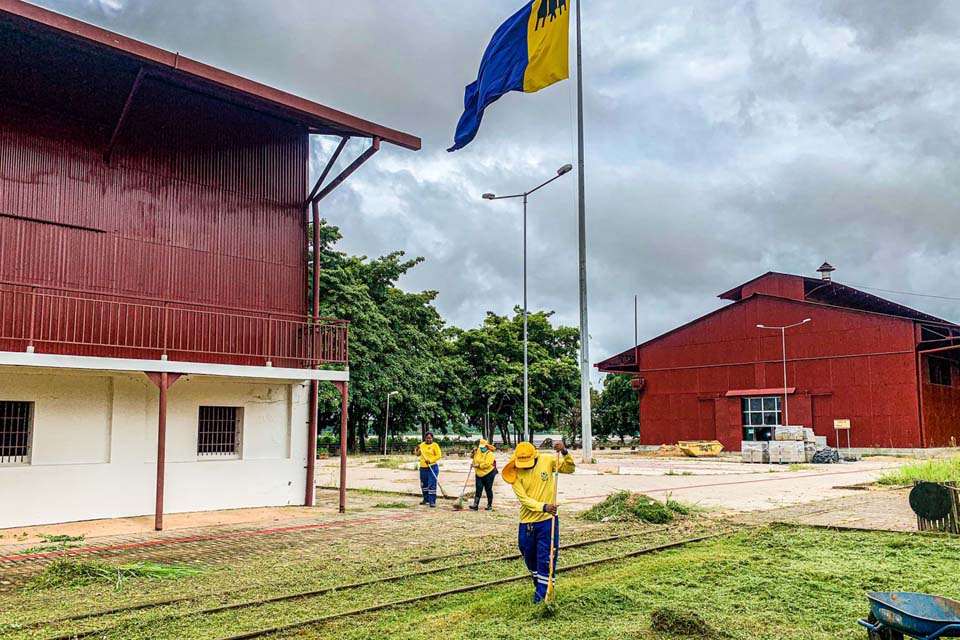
[514,442,538,469]
[501,458,517,484]
[479,439,497,451]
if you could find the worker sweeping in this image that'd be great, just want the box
[414,432,442,507]
[502,439,574,604]
[469,439,497,511]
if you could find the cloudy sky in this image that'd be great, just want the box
[38,0,960,379]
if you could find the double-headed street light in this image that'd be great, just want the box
[483,164,573,443]
[757,318,811,429]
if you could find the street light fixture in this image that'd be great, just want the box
[384,390,399,455]
[756,318,811,429]
[482,164,573,443]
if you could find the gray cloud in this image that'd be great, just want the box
[36,0,960,378]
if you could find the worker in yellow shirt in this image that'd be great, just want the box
[414,431,442,507]
[502,439,575,603]
[469,439,497,511]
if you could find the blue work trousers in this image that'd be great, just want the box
[419,464,438,506]
[518,518,559,603]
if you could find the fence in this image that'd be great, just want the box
[0,284,348,368]
[915,481,960,535]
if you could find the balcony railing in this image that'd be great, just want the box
[0,284,348,369]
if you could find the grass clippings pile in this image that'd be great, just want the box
[651,606,723,638]
[578,490,693,524]
[15,533,86,555]
[878,456,960,486]
[27,560,203,591]
[372,501,409,509]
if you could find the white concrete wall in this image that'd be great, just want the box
[0,367,312,528]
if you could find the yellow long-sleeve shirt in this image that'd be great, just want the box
[417,442,442,468]
[472,449,497,477]
[511,451,575,524]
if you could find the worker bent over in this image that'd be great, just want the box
[415,432,442,507]
[503,439,575,603]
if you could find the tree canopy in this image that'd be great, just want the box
[312,220,637,450]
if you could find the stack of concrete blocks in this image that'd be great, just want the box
[741,441,769,464]
[803,428,817,463]
[769,426,805,464]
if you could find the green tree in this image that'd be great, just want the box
[313,221,467,450]
[452,309,580,446]
[594,373,640,443]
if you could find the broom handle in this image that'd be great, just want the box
[546,450,561,601]
[459,460,474,497]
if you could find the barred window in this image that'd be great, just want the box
[0,401,33,465]
[197,406,242,458]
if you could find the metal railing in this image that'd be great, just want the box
[0,284,348,368]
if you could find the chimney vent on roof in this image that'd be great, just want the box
[817,262,835,281]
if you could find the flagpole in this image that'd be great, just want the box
[575,0,592,463]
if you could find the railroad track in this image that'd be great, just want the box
[37,525,738,640]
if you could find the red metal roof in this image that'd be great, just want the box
[597,273,959,373]
[0,0,421,150]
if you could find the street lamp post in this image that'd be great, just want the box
[483,164,573,443]
[486,396,493,443]
[756,319,811,428]
[383,390,399,455]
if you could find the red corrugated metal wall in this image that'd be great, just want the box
[919,355,960,447]
[0,21,310,365]
[635,296,923,450]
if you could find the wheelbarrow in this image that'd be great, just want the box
[859,592,960,640]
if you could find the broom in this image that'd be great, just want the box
[426,462,450,499]
[544,449,561,604]
[453,462,474,510]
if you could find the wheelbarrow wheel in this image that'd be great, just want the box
[866,613,904,640]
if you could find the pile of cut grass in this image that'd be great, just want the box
[374,458,409,470]
[578,490,693,524]
[650,606,721,638]
[16,532,86,555]
[372,501,409,509]
[26,560,203,591]
[877,456,960,486]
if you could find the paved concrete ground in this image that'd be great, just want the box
[740,488,917,531]
[318,452,903,513]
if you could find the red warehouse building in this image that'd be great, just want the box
[597,266,960,451]
[0,1,419,529]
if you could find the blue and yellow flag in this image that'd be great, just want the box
[448,0,570,152]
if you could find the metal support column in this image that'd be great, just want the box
[337,381,349,513]
[147,372,180,531]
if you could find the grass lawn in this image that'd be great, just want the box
[3,522,958,639]
[877,456,960,486]
[307,526,960,640]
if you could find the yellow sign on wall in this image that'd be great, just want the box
[834,419,851,430]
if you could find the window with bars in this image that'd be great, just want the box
[0,401,33,465]
[197,406,242,458]
[741,396,781,441]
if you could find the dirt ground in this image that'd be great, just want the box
[320,451,904,513]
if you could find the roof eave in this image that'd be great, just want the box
[0,0,421,151]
